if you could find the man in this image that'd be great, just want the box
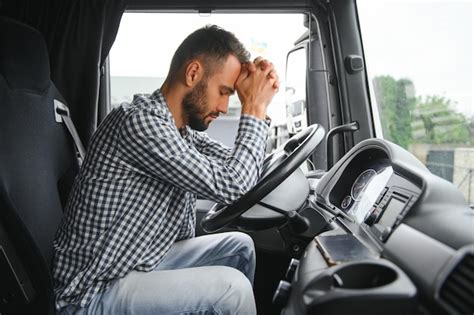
[53,25,279,314]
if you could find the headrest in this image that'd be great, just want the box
[0,16,50,92]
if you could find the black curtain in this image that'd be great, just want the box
[0,0,126,146]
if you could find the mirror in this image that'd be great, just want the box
[285,47,308,134]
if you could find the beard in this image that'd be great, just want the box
[182,79,215,131]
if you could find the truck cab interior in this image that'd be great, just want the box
[0,0,473,314]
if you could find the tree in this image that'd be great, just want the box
[373,75,471,147]
[372,76,415,149]
[412,95,471,145]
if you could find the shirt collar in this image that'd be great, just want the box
[150,89,191,139]
[148,89,174,121]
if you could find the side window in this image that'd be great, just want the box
[109,13,307,149]
[358,0,473,203]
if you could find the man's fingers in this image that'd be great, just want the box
[247,61,257,73]
[268,70,277,80]
[254,57,274,72]
[268,74,279,89]
[241,57,279,93]
[261,61,274,77]
[271,73,280,89]
[273,79,280,90]
[256,60,279,92]
[236,63,250,84]
[253,56,264,66]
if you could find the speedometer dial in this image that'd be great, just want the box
[351,169,377,201]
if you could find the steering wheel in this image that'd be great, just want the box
[201,124,325,233]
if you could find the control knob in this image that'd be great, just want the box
[272,280,292,307]
[285,258,300,281]
[364,207,379,226]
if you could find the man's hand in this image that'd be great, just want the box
[235,57,279,120]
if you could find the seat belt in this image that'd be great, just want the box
[54,99,86,166]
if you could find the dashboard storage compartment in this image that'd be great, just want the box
[285,259,417,315]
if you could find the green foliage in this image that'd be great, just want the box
[373,75,471,147]
[412,95,471,145]
[373,76,415,149]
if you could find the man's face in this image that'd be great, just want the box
[182,55,242,131]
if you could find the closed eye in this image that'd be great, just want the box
[220,86,235,96]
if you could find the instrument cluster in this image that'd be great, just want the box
[337,163,393,224]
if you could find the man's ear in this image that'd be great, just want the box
[184,60,203,87]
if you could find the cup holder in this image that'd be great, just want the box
[301,260,417,314]
[333,262,397,289]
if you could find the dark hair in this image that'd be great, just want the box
[167,25,250,82]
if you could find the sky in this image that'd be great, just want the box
[357,0,473,118]
[110,1,473,120]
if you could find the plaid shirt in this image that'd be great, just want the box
[52,89,269,309]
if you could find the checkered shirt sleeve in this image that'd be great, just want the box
[118,112,268,204]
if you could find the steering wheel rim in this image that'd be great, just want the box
[201,124,325,232]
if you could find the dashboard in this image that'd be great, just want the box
[278,139,474,315]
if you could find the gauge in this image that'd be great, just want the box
[351,169,377,201]
[341,195,352,209]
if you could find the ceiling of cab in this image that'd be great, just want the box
[126,0,318,12]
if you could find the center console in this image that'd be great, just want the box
[275,230,418,314]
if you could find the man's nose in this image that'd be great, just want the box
[217,98,229,114]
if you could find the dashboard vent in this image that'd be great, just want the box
[439,253,474,314]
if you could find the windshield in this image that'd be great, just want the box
[357,0,473,203]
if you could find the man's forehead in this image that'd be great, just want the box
[210,55,242,87]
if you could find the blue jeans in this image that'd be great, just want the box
[59,232,257,314]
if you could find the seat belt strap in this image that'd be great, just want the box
[54,100,86,166]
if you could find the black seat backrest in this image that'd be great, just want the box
[0,16,79,314]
